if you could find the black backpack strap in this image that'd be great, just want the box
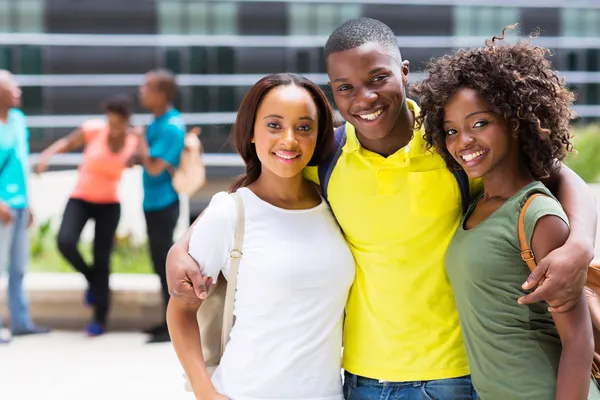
[318,124,347,201]
[452,168,470,215]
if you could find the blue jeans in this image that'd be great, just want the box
[0,208,34,332]
[343,372,478,400]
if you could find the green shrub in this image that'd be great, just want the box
[565,124,600,183]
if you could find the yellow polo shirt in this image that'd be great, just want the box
[305,100,482,381]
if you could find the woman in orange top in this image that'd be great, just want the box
[36,95,138,336]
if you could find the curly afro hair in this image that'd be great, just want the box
[409,25,575,179]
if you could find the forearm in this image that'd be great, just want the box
[166,299,217,399]
[40,138,70,161]
[551,165,597,254]
[555,341,592,400]
[553,295,594,400]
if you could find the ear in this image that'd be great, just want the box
[401,60,410,86]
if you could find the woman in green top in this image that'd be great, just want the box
[410,26,598,400]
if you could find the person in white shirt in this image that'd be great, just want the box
[167,73,355,400]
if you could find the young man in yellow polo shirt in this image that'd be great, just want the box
[165,17,597,400]
[312,18,596,399]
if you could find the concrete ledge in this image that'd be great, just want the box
[0,273,164,331]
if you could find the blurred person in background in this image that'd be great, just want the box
[36,95,138,337]
[0,70,49,343]
[137,69,185,344]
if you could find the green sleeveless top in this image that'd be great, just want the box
[446,181,599,399]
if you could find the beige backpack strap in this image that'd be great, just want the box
[518,193,548,272]
[220,191,245,356]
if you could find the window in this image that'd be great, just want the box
[0,46,12,70]
[158,1,238,35]
[16,0,44,33]
[561,8,600,37]
[0,0,44,33]
[18,46,42,74]
[288,3,361,36]
[453,6,519,36]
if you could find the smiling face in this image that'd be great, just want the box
[443,87,517,179]
[252,84,319,180]
[327,42,408,141]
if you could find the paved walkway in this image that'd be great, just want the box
[1,331,193,400]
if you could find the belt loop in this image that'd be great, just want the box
[350,372,358,389]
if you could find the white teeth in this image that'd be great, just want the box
[275,153,298,160]
[358,109,383,121]
[461,150,486,162]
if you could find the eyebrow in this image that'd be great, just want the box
[262,114,315,121]
[332,67,388,84]
[443,110,490,124]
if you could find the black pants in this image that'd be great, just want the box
[144,200,179,322]
[57,198,121,325]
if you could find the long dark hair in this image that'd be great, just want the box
[231,73,336,191]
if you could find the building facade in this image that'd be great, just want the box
[1,0,599,215]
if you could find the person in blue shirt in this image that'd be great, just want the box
[0,70,49,343]
[137,69,185,343]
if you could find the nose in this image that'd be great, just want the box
[457,129,475,149]
[354,86,378,109]
[281,128,298,148]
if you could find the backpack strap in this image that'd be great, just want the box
[452,168,470,215]
[318,124,347,200]
[220,191,245,356]
[517,192,549,272]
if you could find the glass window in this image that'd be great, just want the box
[215,47,235,75]
[583,9,600,38]
[16,0,44,33]
[289,3,311,36]
[161,1,237,35]
[158,1,184,34]
[188,2,209,35]
[19,46,42,74]
[165,48,183,74]
[316,4,337,36]
[453,6,473,36]
[211,2,237,35]
[191,87,211,113]
[562,8,600,37]
[21,86,43,115]
[339,4,361,25]
[454,6,519,36]
[0,0,10,33]
[190,47,209,74]
[288,3,360,36]
[0,46,12,70]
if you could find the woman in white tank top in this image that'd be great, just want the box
[167,73,355,400]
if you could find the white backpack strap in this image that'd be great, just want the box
[220,191,245,356]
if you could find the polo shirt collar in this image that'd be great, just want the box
[342,99,428,159]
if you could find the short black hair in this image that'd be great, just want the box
[324,18,401,60]
[149,69,178,103]
[102,94,133,119]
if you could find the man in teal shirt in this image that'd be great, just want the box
[0,71,49,343]
[137,69,185,343]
